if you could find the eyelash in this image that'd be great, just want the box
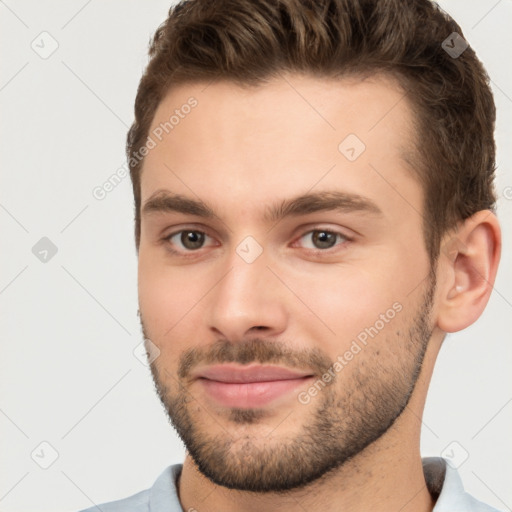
[162,227,352,257]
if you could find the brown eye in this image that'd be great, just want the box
[165,230,212,252]
[180,231,205,250]
[311,231,338,249]
[294,229,350,251]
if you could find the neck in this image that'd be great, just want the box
[178,427,433,512]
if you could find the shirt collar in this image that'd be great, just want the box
[425,457,475,511]
[148,463,183,512]
[147,458,471,512]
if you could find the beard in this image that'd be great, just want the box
[141,274,435,493]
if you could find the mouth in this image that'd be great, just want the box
[192,364,315,408]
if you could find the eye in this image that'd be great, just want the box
[296,229,349,250]
[164,230,215,252]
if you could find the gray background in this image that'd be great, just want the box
[0,1,511,511]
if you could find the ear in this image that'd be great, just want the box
[436,210,501,333]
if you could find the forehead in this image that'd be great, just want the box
[140,73,421,223]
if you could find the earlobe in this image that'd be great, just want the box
[436,210,501,333]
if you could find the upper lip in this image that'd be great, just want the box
[192,364,314,383]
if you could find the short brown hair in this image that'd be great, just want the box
[127,0,497,262]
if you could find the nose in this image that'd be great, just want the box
[206,246,288,342]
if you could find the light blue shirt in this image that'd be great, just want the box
[79,457,500,511]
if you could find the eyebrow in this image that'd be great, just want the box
[142,189,382,223]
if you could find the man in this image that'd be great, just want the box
[82,0,502,510]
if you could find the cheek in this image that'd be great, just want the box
[289,261,404,346]
[137,252,205,342]
[299,274,416,377]
[138,267,207,380]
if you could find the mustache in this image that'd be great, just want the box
[177,338,333,381]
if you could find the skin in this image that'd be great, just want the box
[137,73,501,512]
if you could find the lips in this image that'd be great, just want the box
[191,364,315,408]
[192,364,313,383]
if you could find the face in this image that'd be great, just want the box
[137,74,435,492]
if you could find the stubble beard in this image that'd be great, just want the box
[143,277,435,493]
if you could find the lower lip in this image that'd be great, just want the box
[198,377,313,408]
